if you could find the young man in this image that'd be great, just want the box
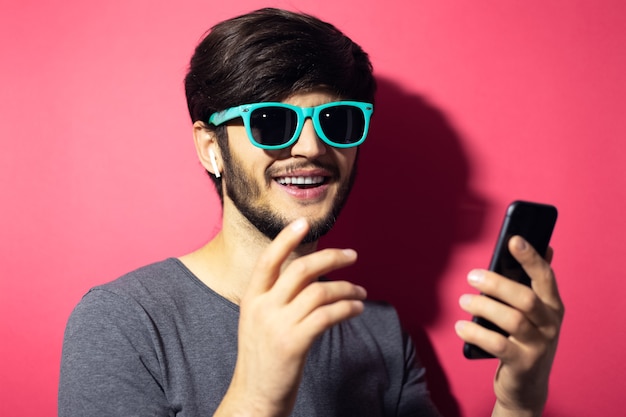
[59,8,564,417]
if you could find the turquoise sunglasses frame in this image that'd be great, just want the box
[208,101,374,150]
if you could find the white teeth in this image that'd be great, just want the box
[277,176,324,185]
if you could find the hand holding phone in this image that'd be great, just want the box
[463,200,558,359]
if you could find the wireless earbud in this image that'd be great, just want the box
[209,148,221,178]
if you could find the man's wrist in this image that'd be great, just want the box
[491,400,543,417]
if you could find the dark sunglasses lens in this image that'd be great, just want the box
[250,107,298,147]
[319,105,366,144]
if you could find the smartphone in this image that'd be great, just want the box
[463,200,558,359]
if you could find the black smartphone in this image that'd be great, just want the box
[463,200,558,359]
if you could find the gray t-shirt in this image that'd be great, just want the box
[59,258,440,416]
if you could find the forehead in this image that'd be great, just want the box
[282,90,342,106]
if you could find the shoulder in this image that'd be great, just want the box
[99,258,195,294]
[79,258,207,308]
[66,258,207,329]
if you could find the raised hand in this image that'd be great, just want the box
[215,218,367,417]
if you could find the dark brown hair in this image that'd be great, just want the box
[183,8,376,197]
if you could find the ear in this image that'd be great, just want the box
[193,121,222,178]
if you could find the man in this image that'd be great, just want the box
[59,8,564,417]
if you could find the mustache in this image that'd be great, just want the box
[266,160,340,178]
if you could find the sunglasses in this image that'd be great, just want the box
[208,101,374,150]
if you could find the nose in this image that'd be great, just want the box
[290,118,327,158]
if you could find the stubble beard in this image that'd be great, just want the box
[222,150,357,244]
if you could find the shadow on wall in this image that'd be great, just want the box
[320,76,490,417]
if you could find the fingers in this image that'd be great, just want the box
[463,236,563,326]
[462,271,560,334]
[288,280,366,326]
[246,218,310,297]
[247,218,360,302]
[459,292,540,344]
[272,248,360,303]
[457,236,564,359]
[456,286,545,361]
[243,218,365,343]
[466,268,546,327]
[508,236,563,315]
[456,319,519,360]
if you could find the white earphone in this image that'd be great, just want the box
[209,148,221,178]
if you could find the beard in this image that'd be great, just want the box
[221,150,357,244]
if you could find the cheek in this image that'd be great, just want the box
[226,127,274,166]
[339,149,359,174]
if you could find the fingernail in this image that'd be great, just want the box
[468,269,484,284]
[515,236,528,251]
[455,320,467,333]
[342,248,357,259]
[459,294,472,307]
[291,218,307,232]
[355,285,367,298]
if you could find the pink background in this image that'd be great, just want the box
[2,1,625,415]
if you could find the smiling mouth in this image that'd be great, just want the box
[275,176,327,189]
